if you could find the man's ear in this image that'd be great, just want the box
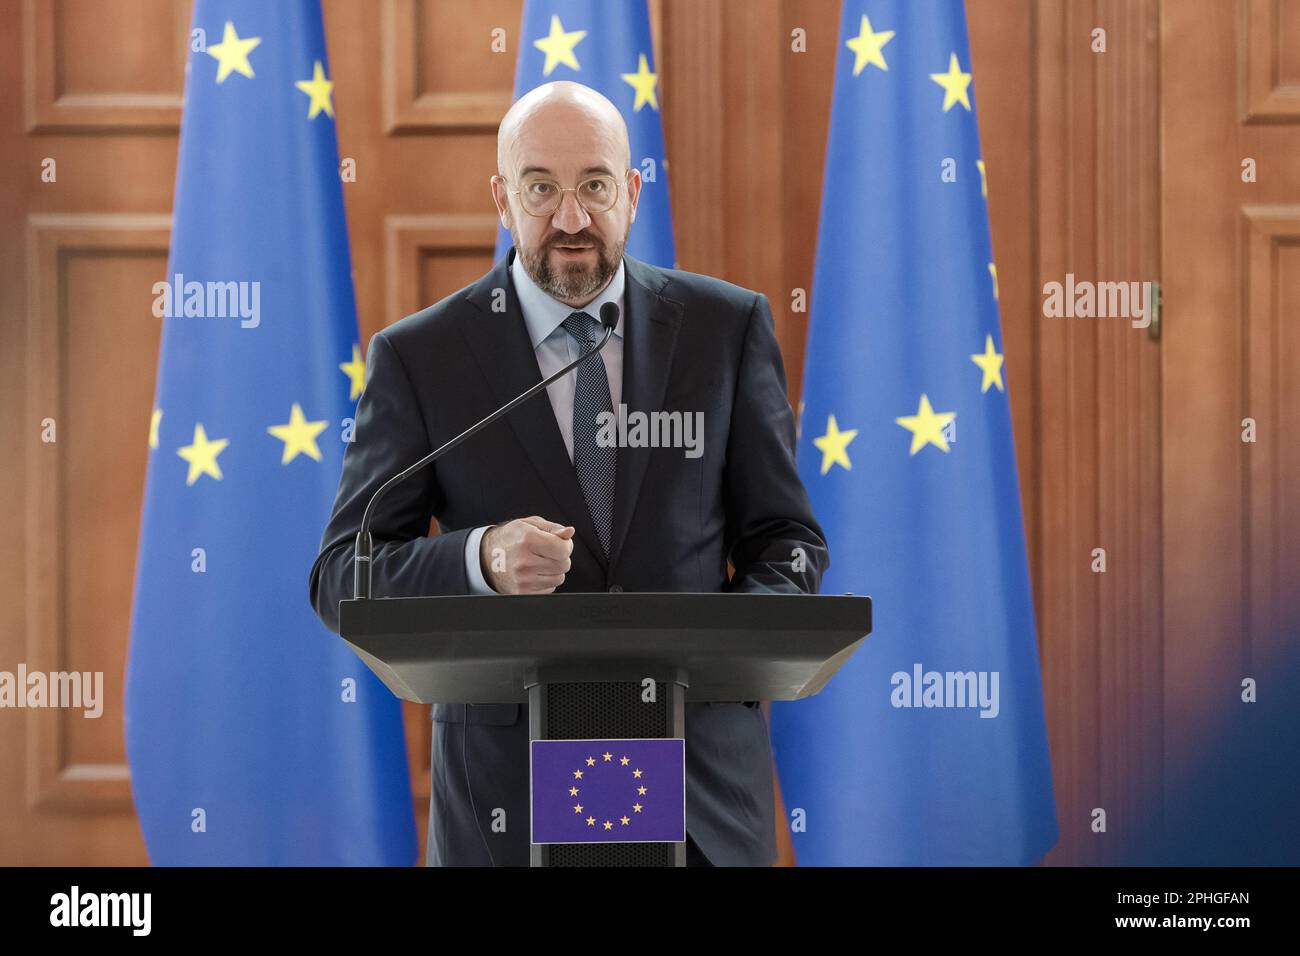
[626,167,643,223]
[490,176,512,228]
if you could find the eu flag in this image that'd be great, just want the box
[531,739,685,844]
[124,0,416,865]
[768,1,1059,865]
[497,0,676,267]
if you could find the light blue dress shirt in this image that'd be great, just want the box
[462,253,626,592]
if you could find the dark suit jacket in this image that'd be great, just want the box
[309,246,829,865]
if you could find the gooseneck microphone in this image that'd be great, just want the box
[352,300,619,600]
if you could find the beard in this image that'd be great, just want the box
[514,226,626,302]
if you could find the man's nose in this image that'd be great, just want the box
[550,190,591,233]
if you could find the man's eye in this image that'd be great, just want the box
[526,182,554,195]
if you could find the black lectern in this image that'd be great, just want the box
[338,591,871,867]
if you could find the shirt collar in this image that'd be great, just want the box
[511,249,626,349]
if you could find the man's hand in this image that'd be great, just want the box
[479,516,575,594]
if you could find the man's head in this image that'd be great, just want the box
[491,82,641,306]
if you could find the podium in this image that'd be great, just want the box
[338,591,871,866]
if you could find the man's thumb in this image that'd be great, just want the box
[522,515,574,537]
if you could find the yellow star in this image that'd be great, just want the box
[295,61,335,119]
[573,769,583,779]
[586,816,596,826]
[637,785,647,795]
[632,803,643,813]
[620,53,659,111]
[620,756,629,765]
[929,53,972,112]
[813,414,858,474]
[988,262,998,300]
[602,752,613,761]
[267,403,328,464]
[533,15,586,76]
[585,756,596,766]
[603,820,613,830]
[573,803,583,813]
[632,768,642,778]
[568,786,579,796]
[149,408,162,450]
[339,344,365,401]
[971,335,1005,393]
[845,14,895,76]
[895,395,957,455]
[178,423,229,485]
[620,816,630,825]
[976,159,987,197]
[207,21,261,84]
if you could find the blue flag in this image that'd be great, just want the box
[531,739,685,844]
[768,1,1059,865]
[497,0,676,267]
[124,0,416,865]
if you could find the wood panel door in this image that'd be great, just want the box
[0,0,186,867]
[1161,0,1300,797]
[0,0,523,866]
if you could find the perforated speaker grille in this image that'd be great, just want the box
[545,680,668,739]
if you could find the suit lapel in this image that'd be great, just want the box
[608,254,682,573]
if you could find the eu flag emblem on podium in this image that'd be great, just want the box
[531,738,686,844]
[768,1,1059,866]
[124,0,417,865]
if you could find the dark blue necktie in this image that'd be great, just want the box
[561,310,616,558]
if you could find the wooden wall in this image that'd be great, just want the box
[2,0,1295,867]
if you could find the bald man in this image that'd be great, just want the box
[310,81,828,867]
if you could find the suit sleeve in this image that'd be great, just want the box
[721,292,830,595]
[309,330,473,633]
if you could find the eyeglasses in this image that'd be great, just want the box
[495,172,625,217]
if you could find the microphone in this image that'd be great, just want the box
[352,300,620,600]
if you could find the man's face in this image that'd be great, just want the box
[492,106,641,305]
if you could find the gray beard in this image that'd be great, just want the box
[515,230,625,302]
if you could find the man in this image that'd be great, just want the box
[309,81,828,866]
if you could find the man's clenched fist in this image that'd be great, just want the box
[479,516,575,594]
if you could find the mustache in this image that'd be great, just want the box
[548,234,602,249]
